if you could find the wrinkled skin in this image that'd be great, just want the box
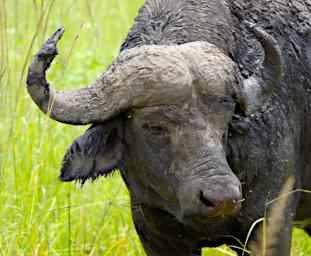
[26,0,311,255]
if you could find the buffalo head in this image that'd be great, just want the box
[27,26,282,226]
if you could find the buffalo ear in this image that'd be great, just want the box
[59,121,123,185]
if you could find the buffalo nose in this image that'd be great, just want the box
[199,185,242,217]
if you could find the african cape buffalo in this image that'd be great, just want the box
[27,0,311,255]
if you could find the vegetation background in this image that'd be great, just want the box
[0,0,310,255]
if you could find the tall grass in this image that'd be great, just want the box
[0,0,310,255]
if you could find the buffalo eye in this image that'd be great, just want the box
[221,96,234,104]
[143,124,168,136]
[220,96,236,114]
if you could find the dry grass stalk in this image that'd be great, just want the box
[249,176,295,256]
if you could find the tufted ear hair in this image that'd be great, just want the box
[59,121,123,185]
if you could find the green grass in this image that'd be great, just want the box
[0,0,310,255]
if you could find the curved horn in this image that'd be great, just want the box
[27,28,132,125]
[27,28,192,125]
[240,23,283,116]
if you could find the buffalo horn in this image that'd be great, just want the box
[240,23,283,116]
[26,28,192,125]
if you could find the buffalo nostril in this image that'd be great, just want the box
[199,191,215,208]
[200,186,242,217]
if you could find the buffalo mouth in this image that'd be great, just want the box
[179,202,242,225]
[179,204,242,226]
